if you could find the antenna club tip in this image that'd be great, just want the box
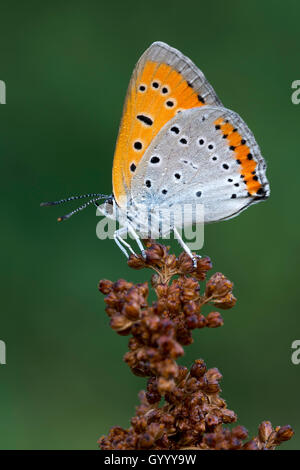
[57,217,63,222]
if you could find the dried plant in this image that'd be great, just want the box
[98,241,293,450]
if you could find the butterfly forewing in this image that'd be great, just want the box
[112,41,222,207]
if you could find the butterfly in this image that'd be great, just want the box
[41,41,270,264]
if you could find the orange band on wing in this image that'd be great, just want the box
[214,118,262,196]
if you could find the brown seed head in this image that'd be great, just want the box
[98,242,293,450]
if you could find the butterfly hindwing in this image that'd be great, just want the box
[112,41,222,207]
[131,106,270,223]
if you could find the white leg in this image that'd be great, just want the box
[118,234,136,255]
[127,225,146,258]
[173,227,200,267]
[114,231,129,258]
[114,227,136,258]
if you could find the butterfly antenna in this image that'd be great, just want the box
[40,193,109,207]
[57,196,107,222]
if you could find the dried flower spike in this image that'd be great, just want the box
[98,242,293,450]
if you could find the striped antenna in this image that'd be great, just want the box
[40,193,109,207]
[57,196,107,222]
[40,193,112,222]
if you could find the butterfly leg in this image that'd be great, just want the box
[173,227,200,268]
[127,225,146,260]
[113,227,136,259]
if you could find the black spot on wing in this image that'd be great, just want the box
[137,114,153,126]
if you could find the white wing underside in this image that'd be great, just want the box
[129,106,269,226]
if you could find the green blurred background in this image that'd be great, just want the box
[1,0,299,450]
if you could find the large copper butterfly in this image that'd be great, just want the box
[41,42,270,264]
